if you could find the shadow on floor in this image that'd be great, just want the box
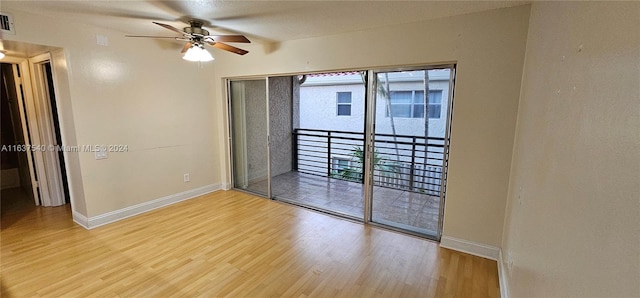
[1,187,37,229]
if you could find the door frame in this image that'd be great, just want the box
[2,53,68,207]
[225,64,456,240]
[367,64,456,240]
[28,53,66,206]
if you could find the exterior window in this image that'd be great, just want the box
[336,92,352,116]
[332,156,351,171]
[387,90,442,119]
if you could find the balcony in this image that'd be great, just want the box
[266,128,447,236]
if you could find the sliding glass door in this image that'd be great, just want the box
[228,66,454,240]
[270,73,366,220]
[229,79,269,196]
[369,67,454,238]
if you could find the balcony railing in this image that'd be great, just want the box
[293,128,447,196]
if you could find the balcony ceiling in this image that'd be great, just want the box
[3,1,528,43]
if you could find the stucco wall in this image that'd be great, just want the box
[242,80,269,182]
[268,76,293,177]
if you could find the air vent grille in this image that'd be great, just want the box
[0,12,16,34]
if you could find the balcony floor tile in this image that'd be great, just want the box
[271,171,440,236]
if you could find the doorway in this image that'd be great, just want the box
[1,54,70,209]
[228,65,455,240]
[1,63,35,213]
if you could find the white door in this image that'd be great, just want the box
[25,53,66,207]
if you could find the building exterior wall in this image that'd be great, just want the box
[299,70,451,138]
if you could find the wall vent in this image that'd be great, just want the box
[0,12,16,35]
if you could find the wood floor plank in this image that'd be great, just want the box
[1,190,499,297]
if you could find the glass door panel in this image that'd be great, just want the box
[370,67,454,238]
[229,79,269,196]
[273,72,366,219]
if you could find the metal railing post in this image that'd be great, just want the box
[409,136,416,191]
[292,129,298,171]
[327,131,332,177]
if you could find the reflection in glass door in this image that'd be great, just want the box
[369,67,454,238]
[229,79,270,196]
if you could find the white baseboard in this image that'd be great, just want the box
[440,235,500,260]
[72,210,89,229]
[498,249,510,298]
[221,182,232,190]
[76,183,221,230]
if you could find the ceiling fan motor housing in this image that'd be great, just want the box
[184,21,209,36]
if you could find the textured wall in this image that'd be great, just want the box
[292,77,301,130]
[243,80,269,182]
[501,2,640,296]
[268,76,294,178]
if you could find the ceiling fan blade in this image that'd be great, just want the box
[153,21,187,35]
[181,42,193,54]
[206,42,249,55]
[125,35,180,39]
[204,35,251,43]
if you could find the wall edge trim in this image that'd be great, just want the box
[498,249,510,298]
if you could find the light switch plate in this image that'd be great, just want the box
[96,34,109,46]
[95,147,108,160]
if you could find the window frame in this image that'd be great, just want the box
[336,91,352,116]
[331,155,352,172]
[386,90,442,119]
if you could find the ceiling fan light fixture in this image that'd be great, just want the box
[0,51,5,60]
[182,44,214,62]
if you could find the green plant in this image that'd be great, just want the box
[331,146,399,183]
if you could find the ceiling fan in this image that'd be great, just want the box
[126,20,250,61]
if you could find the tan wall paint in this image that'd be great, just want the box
[501,2,640,296]
[214,5,531,247]
[2,8,220,217]
[3,4,532,250]
[50,48,88,215]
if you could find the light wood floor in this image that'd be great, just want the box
[1,190,499,297]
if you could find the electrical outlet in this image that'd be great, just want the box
[183,173,190,182]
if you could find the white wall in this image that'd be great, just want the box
[214,5,531,248]
[501,2,640,297]
[2,7,220,217]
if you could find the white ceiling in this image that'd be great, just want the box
[3,1,528,44]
